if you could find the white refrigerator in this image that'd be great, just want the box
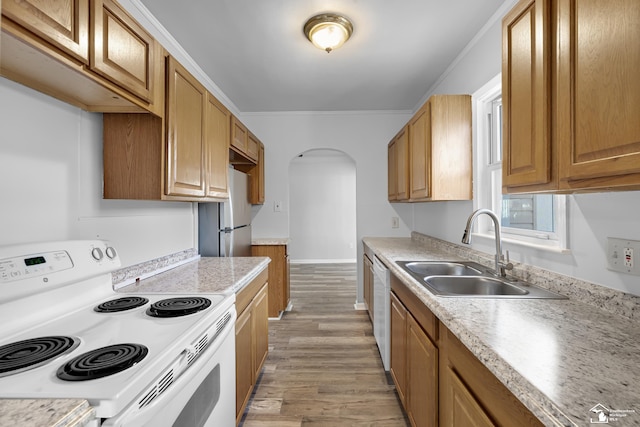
[198,168,252,257]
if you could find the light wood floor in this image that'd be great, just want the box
[240,263,409,426]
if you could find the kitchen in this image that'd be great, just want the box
[1,0,640,426]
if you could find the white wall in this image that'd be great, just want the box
[409,3,640,296]
[242,111,412,300]
[289,149,357,262]
[0,78,196,267]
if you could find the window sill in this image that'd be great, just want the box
[472,232,571,254]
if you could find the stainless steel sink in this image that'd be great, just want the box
[425,276,528,296]
[399,261,485,277]
[396,260,567,299]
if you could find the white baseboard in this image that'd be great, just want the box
[290,259,357,264]
[353,302,367,310]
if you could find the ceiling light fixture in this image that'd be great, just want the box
[303,13,353,53]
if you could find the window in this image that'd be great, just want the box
[474,76,568,251]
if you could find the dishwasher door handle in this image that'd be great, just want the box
[373,256,388,277]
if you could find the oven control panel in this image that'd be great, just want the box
[0,250,74,283]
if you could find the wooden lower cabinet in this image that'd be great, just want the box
[390,272,543,427]
[390,290,437,427]
[251,244,289,318]
[235,269,269,424]
[363,253,373,321]
[407,314,438,427]
[439,325,543,427]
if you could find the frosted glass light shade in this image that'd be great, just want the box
[304,14,353,53]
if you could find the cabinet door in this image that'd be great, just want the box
[388,140,398,201]
[406,314,438,427]
[231,116,248,153]
[205,93,230,198]
[252,283,269,380]
[390,292,407,407]
[247,142,265,204]
[441,366,496,427]
[91,0,155,102]
[502,0,552,191]
[166,58,206,197]
[557,0,640,186]
[363,255,372,318]
[251,245,286,317]
[235,306,253,422]
[395,127,410,200]
[409,103,431,200]
[2,0,89,63]
[247,132,260,162]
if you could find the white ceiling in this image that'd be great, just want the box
[138,0,508,113]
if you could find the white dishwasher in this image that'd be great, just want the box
[372,255,390,371]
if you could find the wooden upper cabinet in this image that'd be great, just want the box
[503,0,640,193]
[166,57,206,197]
[388,139,398,201]
[556,0,640,190]
[407,95,472,201]
[2,0,89,63]
[247,132,260,162]
[502,0,552,192]
[230,116,259,164]
[388,126,409,201]
[1,0,162,113]
[205,93,230,198]
[251,141,265,204]
[409,102,431,200]
[231,115,248,153]
[91,0,155,103]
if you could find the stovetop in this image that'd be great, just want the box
[0,240,235,418]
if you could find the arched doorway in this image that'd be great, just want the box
[288,149,357,262]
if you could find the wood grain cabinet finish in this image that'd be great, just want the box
[363,253,374,321]
[503,0,640,193]
[235,270,269,425]
[1,0,163,113]
[236,138,265,204]
[251,244,290,318]
[391,272,542,426]
[165,57,207,197]
[91,0,155,103]
[388,126,409,201]
[205,93,231,198]
[389,287,438,427]
[230,115,258,164]
[388,95,472,202]
[103,56,230,201]
[2,0,90,63]
[502,0,552,192]
[439,324,543,427]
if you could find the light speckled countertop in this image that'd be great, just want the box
[0,399,94,427]
[364,235,640,427]
[0,256,269,427]
[117,256,270,294]
[251,238,290,246]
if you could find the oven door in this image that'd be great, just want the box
[103,311,236,427]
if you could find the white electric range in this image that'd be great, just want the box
[0,240,236,426]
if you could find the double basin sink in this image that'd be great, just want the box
[396,261,566,299]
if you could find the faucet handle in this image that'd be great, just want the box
[503,250,514,271]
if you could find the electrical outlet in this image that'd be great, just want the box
[607,237,640,275]
[391,217,399,228]
[624,247,634,268]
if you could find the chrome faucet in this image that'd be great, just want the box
[461,209,513,277]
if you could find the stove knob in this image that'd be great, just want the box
[105,246,117,259]
[91,247,104,261]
